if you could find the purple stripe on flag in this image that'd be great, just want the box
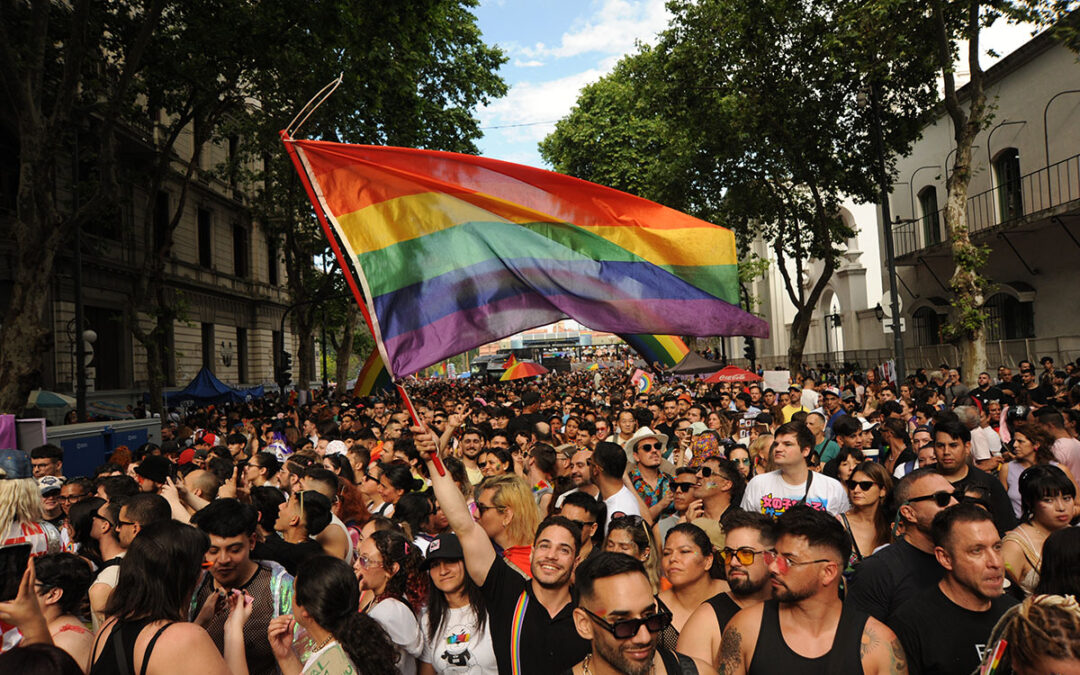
[382,292,767,376]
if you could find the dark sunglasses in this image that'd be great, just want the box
[845,480,878,492]
[698,466,713,477]
[637,443,660,452]
[673,482,695,493]
[566,518,595,532]
[581,607,672,639]
[476,503,505,516]
[907,490,956,507]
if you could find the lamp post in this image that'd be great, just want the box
[868,81,906,385]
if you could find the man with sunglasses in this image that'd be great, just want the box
[693,457,743,525]
[626,429,674,522]
[677,510,775,669]
[717,506,905,675]
[656,468,698,542]
[567,552,711,675]
[847,468,957,623]
[889,503,1017,675]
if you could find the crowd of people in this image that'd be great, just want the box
[0,357,1078,674]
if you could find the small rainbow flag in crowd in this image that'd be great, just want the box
[437,361,448,377]
[282,137,768,378]
[621,334,690,369]
[632,368,653,394]
[352,350,394,397]
[503,354,518,370]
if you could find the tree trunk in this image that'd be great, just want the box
[335,303,359,397]
[787,308,813,376]
[0,234,58,414]
[0,130,66,414]
[296,310,315,394]
[936,0,990,386]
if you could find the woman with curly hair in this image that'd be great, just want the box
[268,555,399,675]
[354,528,425,674]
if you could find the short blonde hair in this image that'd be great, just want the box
[479,474,540,547]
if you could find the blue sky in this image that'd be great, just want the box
[470,0,1038,170]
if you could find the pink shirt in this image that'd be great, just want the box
[1051,437,1080,482]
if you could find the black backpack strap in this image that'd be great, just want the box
[675,652,699,674]
[658,648,699,675]
[138,622,175,675]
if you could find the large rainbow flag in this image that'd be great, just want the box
[352,350,394,397]
[283,137,769,378]
[621,334,690,369]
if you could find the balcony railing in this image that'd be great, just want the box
[893,152,1080,257]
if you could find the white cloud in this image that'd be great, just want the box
[518,0,670,60]
[479,67,608,144]
[513,59,546,67]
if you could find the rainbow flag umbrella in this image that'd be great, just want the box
[500,360,549,381]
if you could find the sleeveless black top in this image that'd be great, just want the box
[748,600,867,675]
[89,619,175,675]
[706,592,742,632]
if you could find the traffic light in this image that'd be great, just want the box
[277,350,293,389]
[743,338,756,366]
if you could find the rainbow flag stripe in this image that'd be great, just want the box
[621,334,690,368]
[352,350,394,397]
[285,139,769,377]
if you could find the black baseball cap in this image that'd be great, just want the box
[423,532,464,568]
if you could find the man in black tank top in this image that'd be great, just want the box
[677,510,776,669]
[717,506,909,675]
[563,553,712,675]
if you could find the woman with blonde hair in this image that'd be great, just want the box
[747,433,773,475]
[0,461,59,556]
[472,474,539,577]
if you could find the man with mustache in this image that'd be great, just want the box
[676,510,775,669]
[717,506,907,674]
[565,552,712,674]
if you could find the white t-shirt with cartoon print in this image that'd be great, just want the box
[420,605,498,674]
[741,470,850,517]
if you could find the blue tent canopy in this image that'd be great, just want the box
[162,367,264,406]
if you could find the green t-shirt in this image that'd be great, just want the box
[816,438,840,464]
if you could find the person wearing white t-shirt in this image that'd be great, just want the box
[419,532,498,674]
[591,441,642,535]
[741,421,850,517]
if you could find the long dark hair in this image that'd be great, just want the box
[379,462,423,493]
[104,520,209,621]
[295,556,399,674]
[68,497,105,567]
[391,491,432,541]
[1034,527,1080,596]
[370,528,426,612]
[424,557,487,643]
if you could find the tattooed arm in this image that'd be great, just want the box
[715,606,761,675]
[861,618,909,675]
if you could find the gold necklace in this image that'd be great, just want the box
[582,654,591,675]
[311,633,335,652]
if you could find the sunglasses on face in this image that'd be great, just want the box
[581,607,672,639]
[763,550,830,573]
[845,480,878,492]
[673,482,696,493]
[907,490,956,507]
[719,546,766,566]
[566,518,596,532]
[637,443,660,452]
[476,503,505,516]
[731,457,751,466]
